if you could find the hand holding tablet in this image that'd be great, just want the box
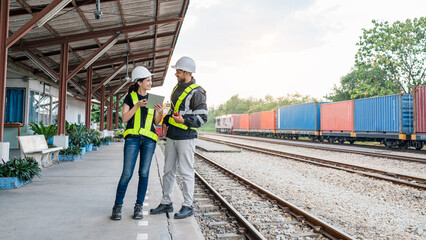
[145,93,165,109]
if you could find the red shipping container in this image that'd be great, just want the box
[414,86,426,134]
[250,112,261,130]
[321,100,354,132]
[261,110,276,130]
[239,114,250,130]
[233,115,241,129]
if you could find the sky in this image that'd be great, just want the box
[153,0,426,108]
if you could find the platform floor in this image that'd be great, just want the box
[0,141,204,240]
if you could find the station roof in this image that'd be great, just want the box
[7,0,189,99]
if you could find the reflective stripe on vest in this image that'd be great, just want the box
[168,84,199,130]
[123,92,158,142]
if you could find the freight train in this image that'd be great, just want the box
[215,86,426,150]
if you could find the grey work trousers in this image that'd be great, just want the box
[161,138,196,207]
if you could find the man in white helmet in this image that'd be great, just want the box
[150,56,207,219]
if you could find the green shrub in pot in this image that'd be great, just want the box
[59,145,83,156]
[0,157,41,182]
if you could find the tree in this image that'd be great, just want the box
[329,66,402,101]
[355,17,426,93]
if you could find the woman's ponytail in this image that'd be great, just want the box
[128,82,139,94]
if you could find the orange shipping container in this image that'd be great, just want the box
[239,114,250,130]
[261,110,276,130]
[321,100,354,132]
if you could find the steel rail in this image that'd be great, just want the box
[194,171,267,240]
[195,152,355,240]
[199,136,426,190]
[203,132,426,163]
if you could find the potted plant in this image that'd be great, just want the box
[66,123,88,155]
[0,157,41,189]
[28,122,57,145]
[82,132,93,152]
[66,123,87,148]
[102,136,113,145]
[92,135,102,151]
[58,146,83,161]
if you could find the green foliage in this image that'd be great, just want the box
[330,17,425,101]
[101,136,113,143]
[28,122,57,140]
[199,93,318,131]
[355,17,426,93]
[92,136,102,147]
[329,66,402,101]
[0,157,41,182]
[66,123,88,147]
[59,146,82,156]
[113,129,124,139]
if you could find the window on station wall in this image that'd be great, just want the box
[51,96,58,124]
[5,88,25,123]
[29,90,56,125]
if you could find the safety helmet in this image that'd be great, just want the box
[132,66,153,82]
[171,56,196,73]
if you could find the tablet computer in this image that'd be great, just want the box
[146,93,165,109]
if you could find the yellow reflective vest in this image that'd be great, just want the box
[168,84,199,130]
[123,92,158,142]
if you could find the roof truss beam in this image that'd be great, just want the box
[7,0,70,48]
[9,0,116,17]
[67,33,120,82]
[92,62,126,93]
[12,18,182,49]
[12,32,176,62]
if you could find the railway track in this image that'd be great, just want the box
[202,132,426,164]
[194,151,355,240]
[199,136,426,190]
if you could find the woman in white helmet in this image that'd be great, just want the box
[111,66,163,221]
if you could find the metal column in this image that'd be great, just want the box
[85,67,92,129]
[58,42,69,135]
[107,95,113,130]
[0,0,9,141]
[115,94,120,129]
[100,86,105,131]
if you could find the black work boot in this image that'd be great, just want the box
[133,204,143,219]
[111,205,122,220]
[174,206,193,219]
[150,203,173,215]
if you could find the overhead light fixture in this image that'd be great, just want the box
[69,80,85,95]
[36,0,72,27]
[103,64,126,86]
[84,35,120,69]
[24,51,58,82]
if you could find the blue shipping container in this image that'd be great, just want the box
[277,102,324,131]
[354,94,413,133]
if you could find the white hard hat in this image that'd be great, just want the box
[132,66,153,82]
[171,56,196,73]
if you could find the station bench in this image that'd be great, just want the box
[17,135,63,168]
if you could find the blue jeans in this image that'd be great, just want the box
[114,136,156,206]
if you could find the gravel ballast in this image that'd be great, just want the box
[205,134,426,179]
[198,148,425,240]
